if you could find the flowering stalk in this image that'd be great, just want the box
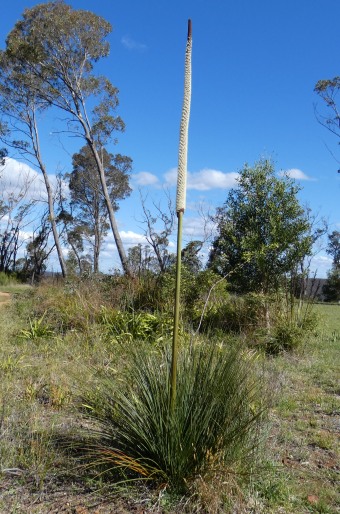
[170,19,192,415]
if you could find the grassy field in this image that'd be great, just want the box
[0,285,339,513]
[261,303,340,513]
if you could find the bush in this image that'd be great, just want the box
[78,341,267,492]
[28,278,109,333]
[198,293,266,335]
[197,291,318,354]
[263,295,318,354]
[98,307,176,344]
[0,271,19,286]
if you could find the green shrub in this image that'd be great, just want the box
[198,293,265,335]
[184,269,230,323]
[19,312,54,340]
[262,293,318,354]
[98,307,176,344]
[0,271,19,286]
[78,342,267,492]
[265,323,304,354]
[198,291,319,354]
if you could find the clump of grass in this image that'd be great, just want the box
[0,271,18,287]
[78,341,267,492]
[98,307,176,345]
[19,312,54,340]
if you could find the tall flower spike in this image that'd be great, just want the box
[176,19,192,214]
[170,20,192,415]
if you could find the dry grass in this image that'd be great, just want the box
[0,284,339,513]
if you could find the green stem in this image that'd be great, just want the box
[170,209,183,414]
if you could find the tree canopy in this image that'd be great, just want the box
[314,77,340,167]
[68,145,132,273]
[208,159,313,294]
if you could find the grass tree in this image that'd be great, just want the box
[170,19,192,413]
[76,20,267,495]
[79,343,266,491]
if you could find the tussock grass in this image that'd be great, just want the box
[78,342,267,492]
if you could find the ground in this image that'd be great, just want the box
[0,288,339,513]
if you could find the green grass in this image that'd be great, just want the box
[78,342,267,492]
[0,286,339,512]
[259,303,340,513]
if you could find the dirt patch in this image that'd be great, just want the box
[0,478,150,514]
[0,292,10,306]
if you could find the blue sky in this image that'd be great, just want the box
[1,0,340,276]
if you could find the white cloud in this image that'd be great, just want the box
[1,158,39,198]
[163,168,177,186]
[18,229,33,241]
[164,167,239,191]
[98,231,147,254]
[182,216,215,238]
[0,157,61,201]
[121,36,147,51]
[308,254,333,279]
[188,169,239,190]
[280,168,315,181]
[119,230,147,245]
[133,171,160,186]
[312,254,332,265]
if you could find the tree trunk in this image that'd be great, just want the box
[93,226,100,274]
[88,141,132,276]
[68,239,83,275]
[70,101,132,276]
[42,169,67,278]
[32,113,67,278]
[93,197,100,274]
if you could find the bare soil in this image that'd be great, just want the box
[0,292,10,305]
[0,479,146,514]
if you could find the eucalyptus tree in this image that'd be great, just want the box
[68,145,132,273]
[139,192,176,273]
[314,77,340,163]
[181,240,203,274]
[16,211,54,283]
[65,226,88,276]
[0,57,67,276]
[0,203,34,274]
[0,169,36,274]
[2,1,133,275]
[326,230,340,269]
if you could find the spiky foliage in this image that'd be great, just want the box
[79,342,267,491]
